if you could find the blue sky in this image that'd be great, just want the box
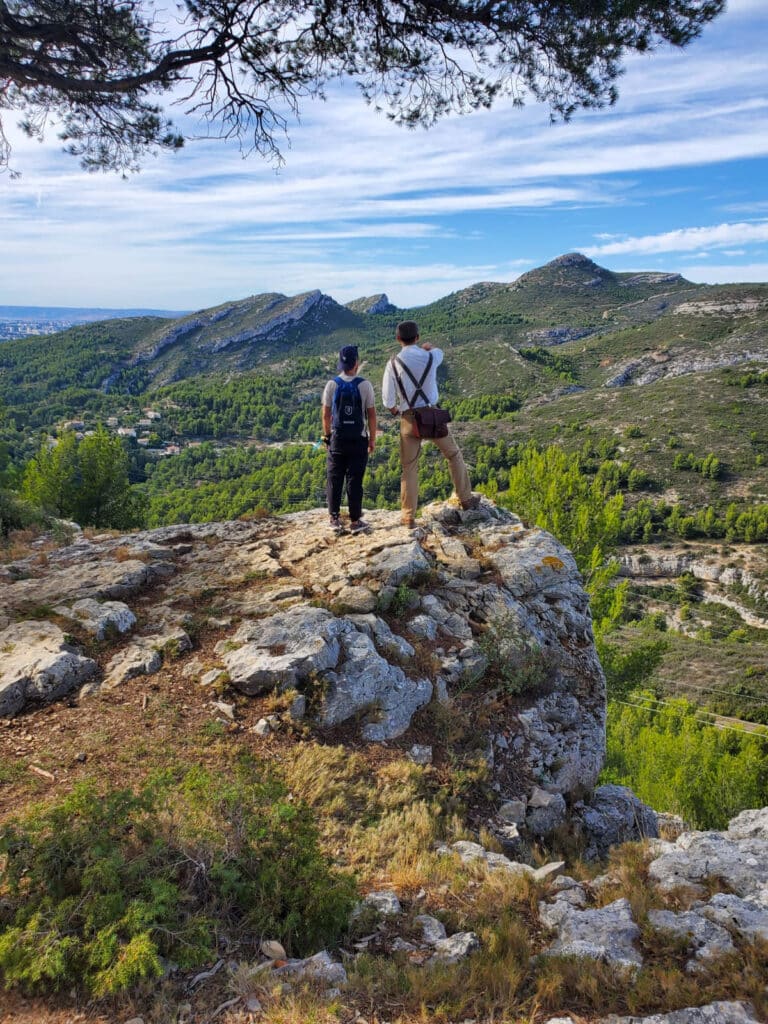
[2,0,768,310]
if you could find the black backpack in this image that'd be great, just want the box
[331,376,364,440]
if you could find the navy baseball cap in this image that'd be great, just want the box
[339,345,359,370]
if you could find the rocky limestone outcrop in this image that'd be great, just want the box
[345,293,396,315]
[536,805,768,976]
[0,499,606,829]
[605,349,768,388]
[351,806,765,1021]
[619,545,768,625]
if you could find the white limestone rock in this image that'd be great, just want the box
[415,914,447,946]
[408,744,432,765]
[726,807,768,842]
[599,1002,760,1023]
[431,931,480,963]
[103,638,163,687]
[223,606,348,694]
[648,829,768,899]
[346,614,415,659]
[365,541,431,586]
[450,841,534,877]
[406,614,438,640]
[541,897,642,972]
[697,892,768,943]
[363,891,402,916]
[272,950,347,988]
[0,620,98,716]
[318,630,431,741]
[54,597,136,639]
[647,908,736,972]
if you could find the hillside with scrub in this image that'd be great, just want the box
[1,254,768,1021]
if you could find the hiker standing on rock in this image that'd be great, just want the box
[322,345,377,534]
[382,320,478,528]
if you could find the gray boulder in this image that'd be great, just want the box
[415,914,447,945]
[648,829,768,899]
[103,639,163,688]
[697,893,768,943]
[54,597,136,639]
[318,630,431,741]
[0,621,98,716]
[526,789,567,836]
[431,931,480,963]
[574,784,659,860]
[599,1002,760,1023]
[647,909,736,972]
[541,897,642,972]
[363,891,402,916]
[223,606,348,694]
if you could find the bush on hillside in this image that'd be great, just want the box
[0,489,47,538]
[0,764,356,996]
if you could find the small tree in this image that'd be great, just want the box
[21,426,145,528]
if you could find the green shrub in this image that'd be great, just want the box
[478,613,548,695]
[0,764,356,996]
[0,489,46,538]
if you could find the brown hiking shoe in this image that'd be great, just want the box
[461,494,482,511]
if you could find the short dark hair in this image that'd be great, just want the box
[396,320,419,343]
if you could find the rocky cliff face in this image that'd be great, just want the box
[0,499,605,839]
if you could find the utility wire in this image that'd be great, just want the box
[610,698,768,740]
[664,681,768,706]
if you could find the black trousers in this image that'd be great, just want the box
[326,436,369,520]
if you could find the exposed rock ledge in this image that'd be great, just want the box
[0,499,606,834]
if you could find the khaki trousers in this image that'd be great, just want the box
[399,411,472,520]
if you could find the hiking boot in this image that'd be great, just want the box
[349,519,369,534]
[461,494,482,511]
[329,514,343,532]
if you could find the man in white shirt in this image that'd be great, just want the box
[382,320,475,528]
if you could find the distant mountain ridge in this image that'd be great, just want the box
[0,304,188,320]
[2,252,768,431]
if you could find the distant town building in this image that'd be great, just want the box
[117,428,137,438]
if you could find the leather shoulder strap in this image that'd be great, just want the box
[393,352,432,408]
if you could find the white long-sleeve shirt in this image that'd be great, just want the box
[382,345,444,412]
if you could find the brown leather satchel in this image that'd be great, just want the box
[413,405,451,438]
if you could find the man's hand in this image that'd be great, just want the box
[368,439,376,454]
[421,342,433,351]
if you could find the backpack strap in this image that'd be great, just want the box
[391,353,433,409]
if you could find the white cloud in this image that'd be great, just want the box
[2,0,768,306]
[585,221,768,258]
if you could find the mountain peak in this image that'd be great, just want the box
[345,293,397,315]
[513,252,613,291]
